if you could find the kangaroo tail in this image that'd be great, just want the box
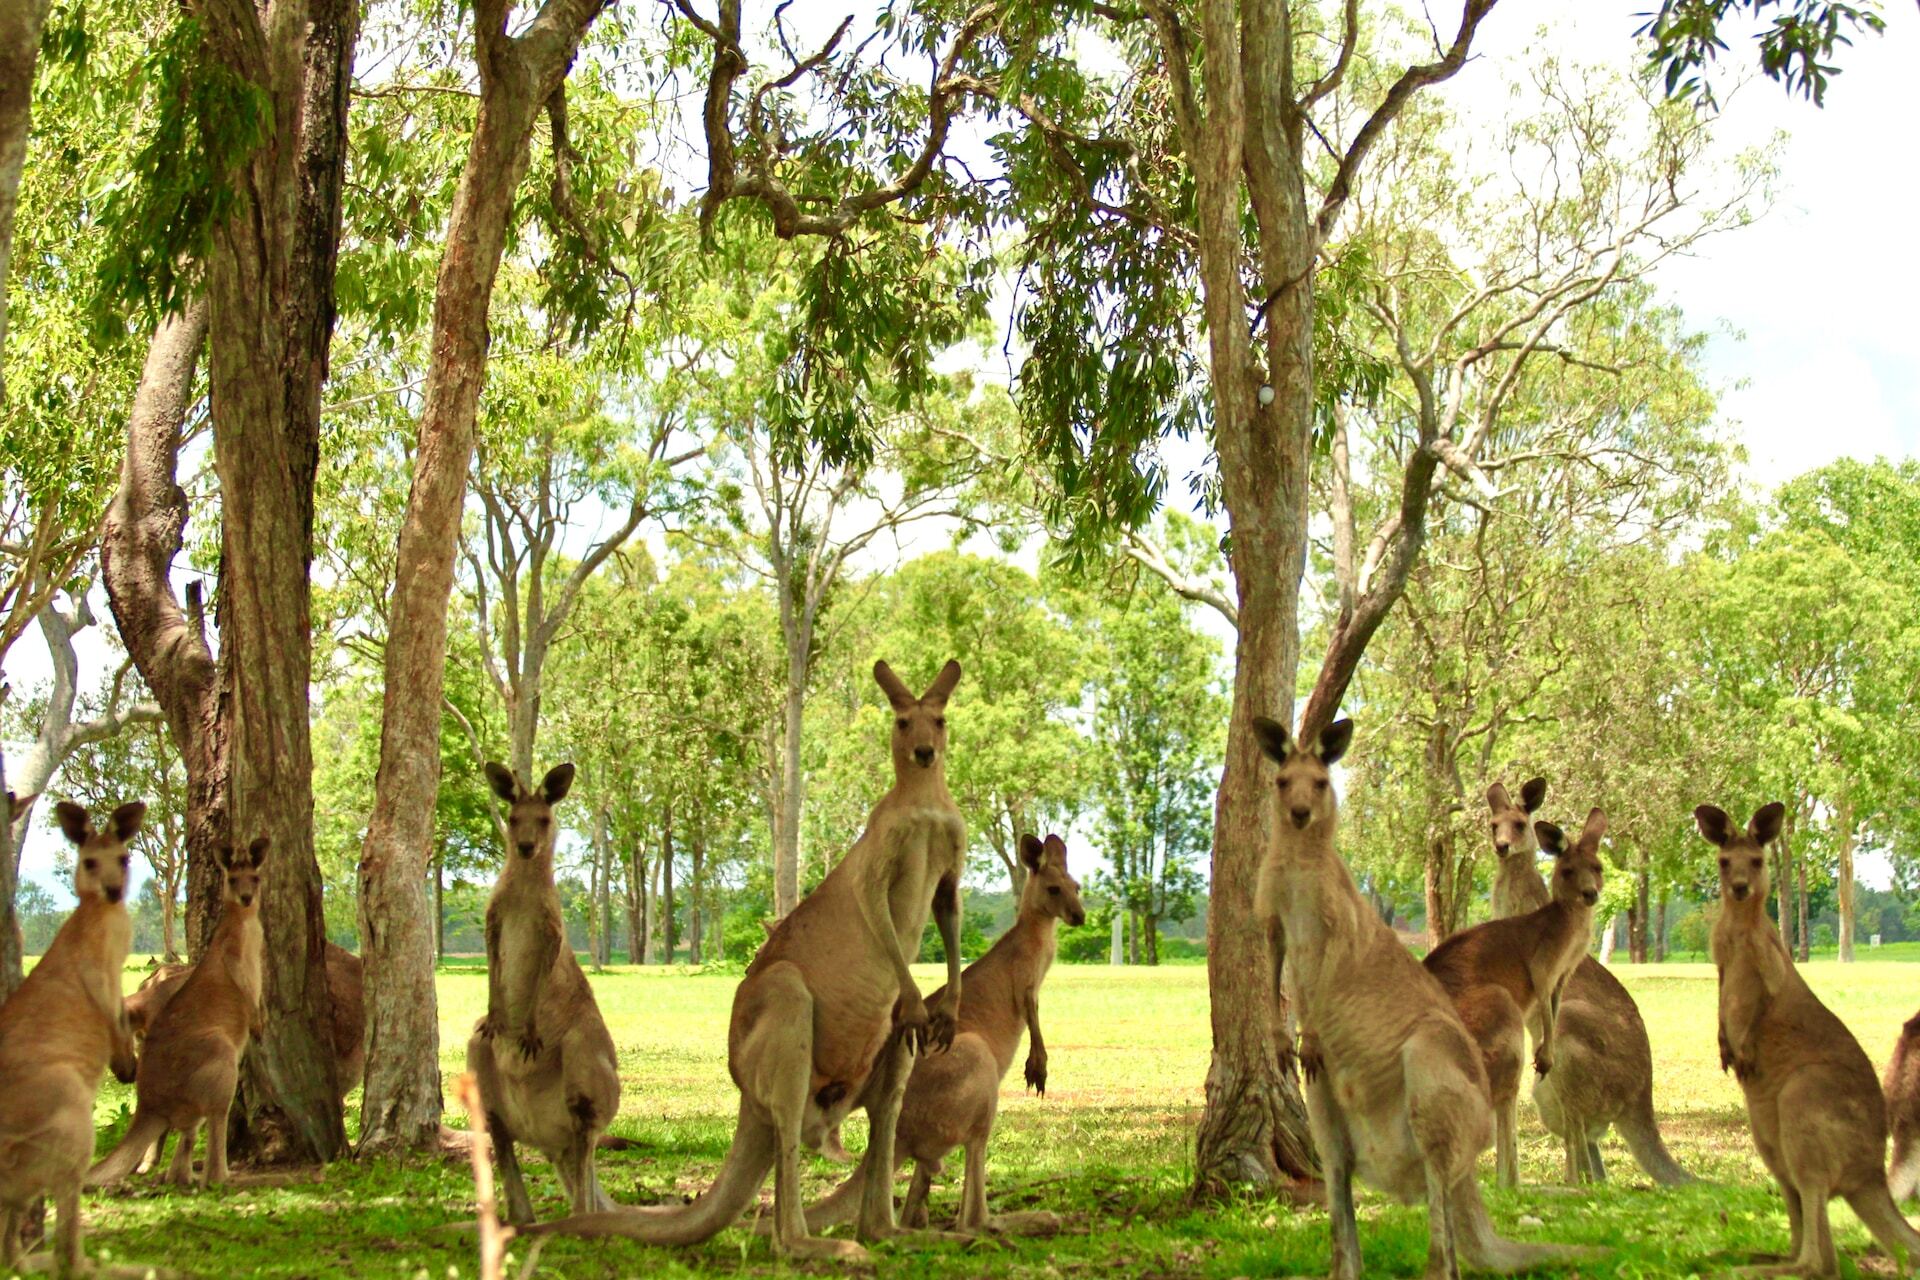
[1616,1087,1697,1186]
[524,1100,774,1245]
[88,1110,168,1187]
[803,1161,868,1233]
[1452,1177,1605,1273]
[1848,1182,1920,1267]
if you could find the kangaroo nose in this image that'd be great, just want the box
[517,841,536,857]
[105,888,123,904]
[1732,884,1750,901]
[914,746,934,767]
[1069,909,1086,927]
[239,894,253,907]
[1494,841,1509,855]
[1581,889,1598,906]
[1289,806,1312,828]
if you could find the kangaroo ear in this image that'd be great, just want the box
[248,835,272,867]
[53,801,91,845]
[540,763,576,805]
[1578,807,1608,849]
[921,659,963,708]
[215,844,235,871]
[1486,782,1512,815]
[1044,833,1068,867]
[483,762,519,804]
[1695,804,1735,848]
[1317,719,1354,767]
[1520,777,1547,814]
[1251,717,1292,763]
[873,660,915,709]
[1019,834,1046,871]
[1534,821,1566,856]
[5,790,38,823]
[109,802,148,843]
[1749,802,1786,848]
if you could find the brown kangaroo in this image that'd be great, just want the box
[467,762,621,1224]
[1253,718,1589,1280]
[1702,801,1920,1275]
[1484,780,1693,1186]
[1885,1010,1920,1201]
[1423,807,1607,1188]
[800,832,1084,1235]
[89,836,268,1188]
[526,659,969,1263]
[0,799,144,1275]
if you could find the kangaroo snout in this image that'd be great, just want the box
[1581,888,1598,906]
[1067,907,1087,927]
[914,746,935,767]
[517,841,536,858]
[105,887,123,905]
[1731,883,1751,901]
[1289,806,1312,828]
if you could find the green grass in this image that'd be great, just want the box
[38,960,1920,1277]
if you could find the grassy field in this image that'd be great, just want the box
[40,958,1920,1278]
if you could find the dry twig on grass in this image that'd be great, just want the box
[450,1072,546,1280]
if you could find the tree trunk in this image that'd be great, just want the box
[644,842,661,963]
[0,745,17,997]
[773,642,806,918]
[354,0,609,1154]
[1775,829,1796,955]
[1654,894,1667,963]
[161,866,180,962]
[0,0,49,399]
[1796,857,1809,963]
[662,824,677,964]
[1599,915,1618,963]
[203,0,357,1165]
[1630,860,1650,963]
[688,827,704,965]
[1836,795,1856,963]
[624,840,646,965]
[99,300,233,963]
[433,845,445,961]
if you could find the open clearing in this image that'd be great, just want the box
[63,959,1920,1278]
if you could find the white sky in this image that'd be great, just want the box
[8,0,1916,898]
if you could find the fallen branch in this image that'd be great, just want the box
[450,1072,546,1280]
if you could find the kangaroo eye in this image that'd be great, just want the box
[83,859,97,871]
[120,856,131,868]
[934,717,946,729]
[1314,779,1328,792]
[896,717,909,730]
[1047,886,1060,895]
[1719,857,1730,869]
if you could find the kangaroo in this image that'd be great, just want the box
[1885,1011,1920,1201]
[89,837,269,1189]
[1483,781,1693,1187]
[798,832,1083,1236]
[1254,718,1588,1280]
[465,762,621,1225]
[119,942,365,1176]
[0,799,144,1275]
[526,659,969,1263]
[1702,801,1920,1276]
[1424,807,1605,1187]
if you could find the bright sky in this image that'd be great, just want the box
[7,0,1916,899]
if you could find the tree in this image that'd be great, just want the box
[1090,590,1223,963]
[355,0,618,1155]
[0,0,50,398]
[1637,0,1901,106]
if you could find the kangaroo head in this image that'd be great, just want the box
[53,800,145,905]
[1018,833,1085,927]
[874,659,961,777]
[1486,777,1546,860]
[1252,716,1353,834]
[216,836,271,909]
[485,761,574,860]
[1533,808,1606,909]
[1696,801,1784,904]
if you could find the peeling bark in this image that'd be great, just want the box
[0,0,50,398]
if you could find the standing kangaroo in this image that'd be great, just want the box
[1701,801,1920,1276]
[1484,780,1693,1186]
[467,762,621,1224]
[1253,718,1587,1280]
[527,659,969,1263]
[1424,807,1606,1188]
[90,837,269,1188]
[801,832,1084,1235]
[0,799,143,1275]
